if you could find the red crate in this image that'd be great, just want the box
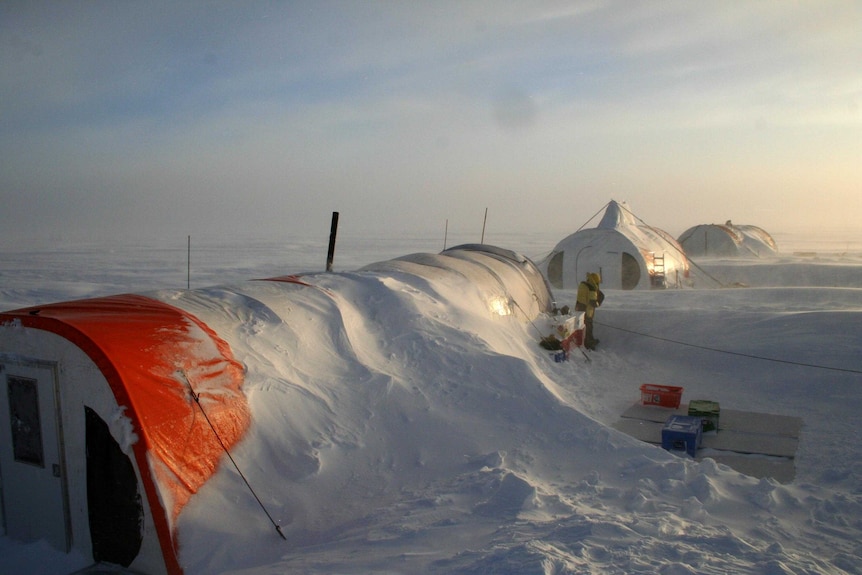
[640,384,684,408]
[561,329,584,352]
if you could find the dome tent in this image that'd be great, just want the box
[678,221,778,258]
[539,200,690,290]
[0,244,552,575]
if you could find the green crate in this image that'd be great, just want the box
[688,400,720,432]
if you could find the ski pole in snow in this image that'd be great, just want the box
[179,371,287,541]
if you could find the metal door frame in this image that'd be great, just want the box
[0,355,71,552]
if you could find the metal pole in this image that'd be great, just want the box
[326,212,339,272]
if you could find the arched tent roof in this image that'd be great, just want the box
[0,294,249,574]
[0,244,553,574]
[678,222,778,258]
[540,201,689,290]
[361,244,554,319]
[735,224,779,255]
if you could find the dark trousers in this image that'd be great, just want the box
[576,302,598,348]
[584,316,597,349]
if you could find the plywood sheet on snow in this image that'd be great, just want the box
[619,403,802,438]
[613,402,803,483]
[702,453,797,484]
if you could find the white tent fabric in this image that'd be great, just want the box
[678,222,778,258]
[539,201,690,290]
[362,244,554,319]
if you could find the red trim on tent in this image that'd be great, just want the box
[1,294,250,575]
[263,275,334,296]
[263,274,315,287]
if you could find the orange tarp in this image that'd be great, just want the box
[3,294,250,574]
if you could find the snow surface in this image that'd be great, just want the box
[2,230,862,574]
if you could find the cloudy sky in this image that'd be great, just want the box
[1,1,860,246]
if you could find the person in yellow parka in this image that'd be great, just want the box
[575,272,604,350]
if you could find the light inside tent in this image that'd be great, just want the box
[488,295,513,316]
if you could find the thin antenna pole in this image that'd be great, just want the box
[187,235,191,290]
[480,207,488,244]
[443,218,449,250]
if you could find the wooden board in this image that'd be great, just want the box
[613,418,798,457]
[620,403,803,438]
[613,402,803,483]
[701,452,797,485]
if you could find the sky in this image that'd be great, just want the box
[1,1,860,248]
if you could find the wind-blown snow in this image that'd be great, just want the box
[2,231,861,574]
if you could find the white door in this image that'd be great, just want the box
[0,359,70,552]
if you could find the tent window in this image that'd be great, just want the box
[85,406,143,567]
[547,252,564,289]
[6,375,44,467]
[621,252,640,290]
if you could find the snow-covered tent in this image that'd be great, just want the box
[0,244,552,575]
[677,221,779,258]
[362,244,554,319]
[539,200,690,290]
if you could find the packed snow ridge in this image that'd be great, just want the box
[165,261,861,574]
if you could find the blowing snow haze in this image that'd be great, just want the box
[1,2,861,247]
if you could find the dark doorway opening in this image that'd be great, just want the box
[621,252,641,290]
[547,251,564,288]
[85,406,143,567]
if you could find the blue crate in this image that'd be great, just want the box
[661,415,703,457]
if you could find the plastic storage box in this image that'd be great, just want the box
[561,329,584,351]
[640,384,684,408]
[688,400,720,432]
[559,312,585,352]
[661,415,703,457]
[563,312,585,332]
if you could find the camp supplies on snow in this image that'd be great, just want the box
[559,312,585,351]
[688,400,720,432]
[661,415,703,457]
[640,384,684,409]
[562,330,584,351]
[562,312,585,332]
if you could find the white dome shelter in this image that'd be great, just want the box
[678,221,779,258]
[540,200,690,290]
